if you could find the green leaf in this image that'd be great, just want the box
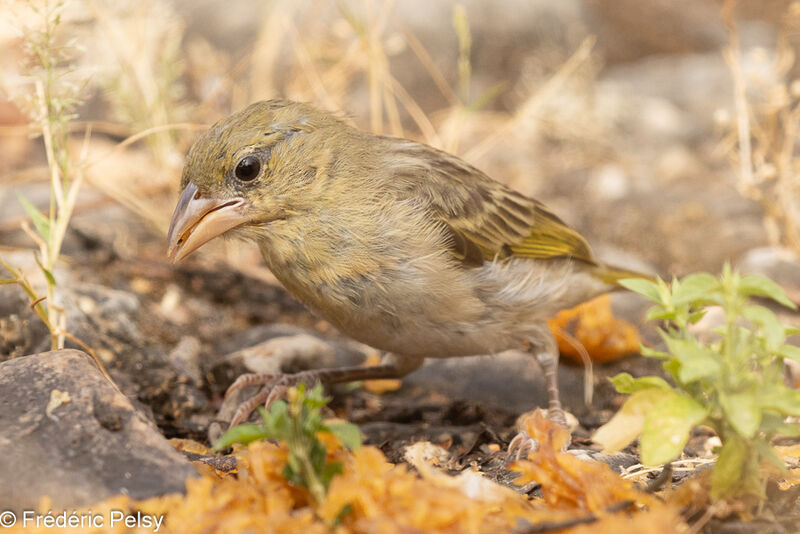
[758,384,800,416]
[619,278,663,304]
[262,401,291,440]
[609,372,672,394]
[687,310,707,324]
[213,423,269,450]
[330,503,353,529]
[645,305,677,322]
[325,422,362,450]
[592,388,674,453]
[661,333,722,383]
[640,394,708,466]
[303,382,329,409]
[740,275,797,309]
[662,359,680,378]
[711,435,748,498]
[719,390,761,438]
[743,305,785,351]
[309,441,327,473]
[671,273,718,305]
[319,460,344,489]
[785,326,800,337]
[778,344,800,363]
[640,345,670,359]
[33,253,56,287]
[16,192,51,241]
[283,462,304,487]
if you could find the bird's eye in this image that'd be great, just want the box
[234,156,261,181]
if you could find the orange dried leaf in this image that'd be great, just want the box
[11,413,683,533]
[567,502,688,534]
[169,438,213,456]
[511,410,660,512]
[548,295,642,363]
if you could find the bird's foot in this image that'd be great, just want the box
[506,431,539,462]
[547,405,568,429]
[226,370,321,428]
[506,407,573,462]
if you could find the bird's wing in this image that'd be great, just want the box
[388,140,597,267]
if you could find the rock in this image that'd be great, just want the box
[406,351,582,413]
[208,324,366,392]
[0,350,198,513]
[0,283,49,359]
[0,251,69,358]
[167,336,203,386]
[58,282,142,349]
[208,325,368,442]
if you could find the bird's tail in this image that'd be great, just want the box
[591,263,657,288]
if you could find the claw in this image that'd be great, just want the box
[228,386,272,428]
[225,370,322,428]
[507,431,539,462]
[225,373,278,399]
[263,384,288,410]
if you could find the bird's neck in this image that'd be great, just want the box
[255,217,382,298]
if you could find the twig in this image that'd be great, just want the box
[400,24,460,106]
[83,122,207,170]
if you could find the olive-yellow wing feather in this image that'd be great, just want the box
[388,140,597,267]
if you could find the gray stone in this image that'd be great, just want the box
[0,350,198,513]
[58,283,142,348]
[208,325,367,442]
[406,351,583,413]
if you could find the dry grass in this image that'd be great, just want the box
[1,0,603,277]
[721,0,800,255]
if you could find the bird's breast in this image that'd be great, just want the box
[255,212,605,358]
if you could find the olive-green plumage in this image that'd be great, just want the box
[170,99,650,427]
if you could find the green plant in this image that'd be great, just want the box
[4,0,87,350]
[214,383,362,504]
[593,265,800,500]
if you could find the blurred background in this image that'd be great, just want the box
[1,0,800,431]
[3,0,800,274]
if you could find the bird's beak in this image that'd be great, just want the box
[167,182,250,263]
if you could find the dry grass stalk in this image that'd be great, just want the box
[722,0,800,254]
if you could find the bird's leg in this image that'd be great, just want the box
[227,353,423,428]
[508,332,568,461]
[535,349,567,427]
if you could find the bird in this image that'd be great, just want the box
[167,99,648,433]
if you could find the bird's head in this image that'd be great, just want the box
[167,99,348,262]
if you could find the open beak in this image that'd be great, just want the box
[167,182,250,263]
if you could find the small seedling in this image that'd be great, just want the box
[4,0,87,350]
[594,264,800,499]
[215,383,361,504]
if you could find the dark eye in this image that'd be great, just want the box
[234,156,261,181]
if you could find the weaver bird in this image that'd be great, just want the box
[167,100,647,433]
